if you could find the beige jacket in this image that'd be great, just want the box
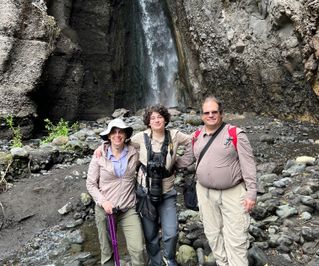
[86,143,139,209]
[132,128,192,193]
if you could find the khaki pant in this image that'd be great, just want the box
[197,182,250,266]
[95,205,145,265]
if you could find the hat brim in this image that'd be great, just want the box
[100,127,133,141]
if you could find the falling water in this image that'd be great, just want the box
[138,0,178,107]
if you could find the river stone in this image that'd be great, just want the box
[58,202,73,215]
[295,156,316,165]
[248,245,269,266]
[80,192,92,206]
[300,211,312,221]
[307,255,319,266]
[52,136,69,146]
[67,229,85,244]
[256,162,278,174]
[283,163,306,175]
[273,177,292,188]
[168,108,181,116]
[276,204,298,218]
[176,245,197,265]
[258,173,278,183]
[112,108,130,118]
[183,114,202,126]
[300,195,316,208]
[10,147,29,158]
[0,151,13,165]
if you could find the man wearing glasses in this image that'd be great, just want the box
[193,95,257,266]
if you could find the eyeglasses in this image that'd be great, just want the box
[110,128,126,135]
[202,111,220,116]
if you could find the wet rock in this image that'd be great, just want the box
[81,192,92,206]
[52,136,69,146]
[296,156,316,165]
[67,229,85,244]
[10,147,29,158]
[112,108,130,118]
[176,245,197,265]
[276,204,298,218]
[58,202,73,215]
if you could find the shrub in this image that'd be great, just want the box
[5,115,23,148]
[42,118,78,144]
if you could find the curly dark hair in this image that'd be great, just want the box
[143,104,171,127]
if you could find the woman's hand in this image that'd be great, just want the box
[94,146,103,158]
[101,201,114,214]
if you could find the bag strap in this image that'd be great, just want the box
[196,122,226,171]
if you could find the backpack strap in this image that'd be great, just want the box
[227,125,237,151]
[192,128,202,147]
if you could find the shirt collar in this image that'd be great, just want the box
[106,145,128,160]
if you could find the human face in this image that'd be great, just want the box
[201,100,223,130]
[108,128,126,147]
[149,112,165,132]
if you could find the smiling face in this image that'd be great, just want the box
[201,100,223,131]
[149,111,166,132]
[108,127,126,148]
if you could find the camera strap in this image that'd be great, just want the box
[196,122,226,171]
[143,129,172,189]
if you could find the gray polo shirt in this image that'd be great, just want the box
[194,124,257,200]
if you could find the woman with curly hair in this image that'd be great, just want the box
[132,104,192,266]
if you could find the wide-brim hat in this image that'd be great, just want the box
[99,118,133,141]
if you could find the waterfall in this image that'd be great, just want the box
[138,0,178,107]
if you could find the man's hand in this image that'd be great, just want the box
[244,198,256,213]
[94,146,102,158]
[102,201,114,214]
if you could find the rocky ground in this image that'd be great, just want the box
[0,110,319,265]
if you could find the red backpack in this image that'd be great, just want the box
[192,125,238,150]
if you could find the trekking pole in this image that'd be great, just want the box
[107,207,120,266]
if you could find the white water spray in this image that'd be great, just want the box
[138,0,178,107]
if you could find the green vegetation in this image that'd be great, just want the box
[42,118,79,144]
[5,115,23,148]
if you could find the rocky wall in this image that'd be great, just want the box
[168,0,319,122]
[1,0,319,142]
[0,0,52,138]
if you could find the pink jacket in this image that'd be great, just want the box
[86,143,139,209]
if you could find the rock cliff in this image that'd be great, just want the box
[0,0,318,139]
[168,0,319,121]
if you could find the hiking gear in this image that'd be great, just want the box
[100,118,133,140]
[136,183,157,221]
[184,122,226,211]
[144,129,172,203]
[192,124,238,150]
[107,212,120,266]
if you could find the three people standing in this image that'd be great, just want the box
[87,96,257,266]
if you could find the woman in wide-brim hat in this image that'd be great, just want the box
[86,118,145,266]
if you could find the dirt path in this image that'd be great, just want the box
[0,163,88,258]
[0,113,318,264]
